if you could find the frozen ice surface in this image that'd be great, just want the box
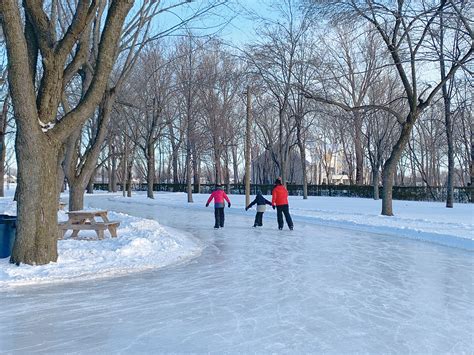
[0,194,472,353]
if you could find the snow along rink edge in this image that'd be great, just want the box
[103,193,474,252]
[0,210,204,289]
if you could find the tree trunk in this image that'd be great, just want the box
[300,146,308,199]
[471,118,474,186]
[87,175,94,194]
[439,15,454,208]
[69,181,86,211]
[123,132,128,197]
[172,148,179,188]
[372,168,380,200]
[232,146,239,186]
[111,141,117,192]
[147,142,155,199]
[11,132,60,265]
[444,93,454,208]
[186,138,193,203]
[0,97,8,197]
[214,150,222,184]
[382,121,414,216]
[0,112,7,197]
[193,151,200,193]
[224,151,231,192]
[354,112,364,185]
[107,156,113,192]
[127,160,133,197]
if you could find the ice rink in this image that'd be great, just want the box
[1,195,472,353]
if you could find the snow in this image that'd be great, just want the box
[0,191,203,288]
[38,118,56,132]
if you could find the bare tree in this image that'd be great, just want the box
[246,0,313,185]
[306,0,473,215]
[316,26,384,185]
[1,1,133,265]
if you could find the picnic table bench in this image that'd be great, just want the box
[58,210,120,240]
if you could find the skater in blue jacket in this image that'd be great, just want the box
[245,190,272,227]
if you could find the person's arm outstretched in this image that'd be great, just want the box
[206,193,214,207]
[223,192,231,208]
[246,199,257,211]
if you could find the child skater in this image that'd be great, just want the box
[245,190,272,227]
[206,184,231,229]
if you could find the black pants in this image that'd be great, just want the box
[276,205,293,229]
[214,208,225,228]
[254,212,264,226]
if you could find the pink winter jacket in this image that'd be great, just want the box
[206,189,231,208]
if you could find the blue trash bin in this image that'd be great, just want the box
[0,214,17,258]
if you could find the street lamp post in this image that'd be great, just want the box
[244,85,252,207]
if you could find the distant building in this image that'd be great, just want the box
[251,145,350,185]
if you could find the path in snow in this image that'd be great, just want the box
[0,195,472,353]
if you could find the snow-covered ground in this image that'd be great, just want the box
[0,189,203,288]
[0,190,472,353]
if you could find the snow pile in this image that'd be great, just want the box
[0,198,203,288]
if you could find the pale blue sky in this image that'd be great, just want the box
[152,0,281,45]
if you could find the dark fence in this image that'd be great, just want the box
[93,183,473,203]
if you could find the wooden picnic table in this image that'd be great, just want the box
[58,210,120,240]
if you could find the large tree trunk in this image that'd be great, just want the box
[11,132,60,265]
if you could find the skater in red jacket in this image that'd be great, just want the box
[206,184,231,229]
[271,178,294,230]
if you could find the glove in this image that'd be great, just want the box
[245,207,248,211]
[272,205,276,210]
[205,203,209,207]
[228,202,231,208]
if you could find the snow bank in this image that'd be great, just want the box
[0,197,203,288]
